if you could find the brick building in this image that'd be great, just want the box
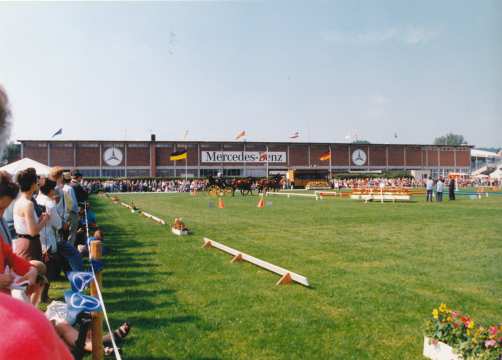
[18,139,471,178]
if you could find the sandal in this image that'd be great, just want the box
[104,346,121,357]
[103,322,131,346]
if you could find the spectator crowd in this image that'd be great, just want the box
[1,87,130,359]
[84,178,208,193]
[330,176,500,190]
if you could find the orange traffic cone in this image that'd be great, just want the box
[257,197,265,208]
[218,197,225,209]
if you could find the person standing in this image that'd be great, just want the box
[13,168,50,261]
[70,169,88,206]
[0,172,19,246]
[49,167,83,273]
[426,176,434,202]
[449,178,456,200]
[436,177,444,202]
[62,173,78,246]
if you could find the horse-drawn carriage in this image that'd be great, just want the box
[206,176,234,196]
[206,175,283,196]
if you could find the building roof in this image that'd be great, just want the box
[471,149,501,158]
[16,139,474,148]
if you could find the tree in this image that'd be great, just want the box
[433,133,467,146]
[1,142,21,165]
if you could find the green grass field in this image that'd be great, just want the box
[86,192,501,359]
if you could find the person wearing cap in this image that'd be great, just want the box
[48,167,84,274]
[49,167,68,225]
[70,169,88,206]
[62,172,79,245]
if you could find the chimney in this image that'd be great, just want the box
[151,134,156,142]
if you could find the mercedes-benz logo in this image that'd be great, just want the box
[352,149,367,166]
[103,146,123,166]
[69,292,101,311]
[69,272,94,293]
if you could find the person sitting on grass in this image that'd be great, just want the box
[46,301,132,357]
[77,229,105,256]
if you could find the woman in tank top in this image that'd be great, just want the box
[13,168,49,261]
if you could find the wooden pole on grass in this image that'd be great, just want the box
[90,240,104,360]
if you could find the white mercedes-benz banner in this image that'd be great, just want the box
[201,151,287,163]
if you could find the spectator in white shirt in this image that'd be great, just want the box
[37,178,62,256]
[62,173,78,245]
[436,178,444,202]
[426,177,434,202]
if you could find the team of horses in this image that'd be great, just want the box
[207,175,284,196]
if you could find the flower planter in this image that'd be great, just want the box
[423,336,461,360]
[171,227,189,236]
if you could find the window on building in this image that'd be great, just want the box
[102,169,125,178]
[79,169,101,177]
[223,169,241,177]
[200,169,219,177]
[156,169,174,177]
[127,169,150,177]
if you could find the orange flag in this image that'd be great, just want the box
[320,151,331,161]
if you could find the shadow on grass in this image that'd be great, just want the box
[91,198,216,358]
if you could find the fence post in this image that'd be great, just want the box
[90,240,104,360]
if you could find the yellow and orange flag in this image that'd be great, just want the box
[235,130,246,140]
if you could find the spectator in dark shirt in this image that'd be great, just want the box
[449,178,456,200]
[70,169,88,206]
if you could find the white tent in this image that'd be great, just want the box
[489,166,502,180]
[0,158,51,177]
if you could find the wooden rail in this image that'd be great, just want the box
[140,211,166,225]
[90,241,103,360]
[266,192,319,200]
[120,202,132,209]
[202,237,310,287]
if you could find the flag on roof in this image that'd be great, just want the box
[235,130,246,140]
[289,131,300,139]
[51,128,63,138]
[170,149,188,161]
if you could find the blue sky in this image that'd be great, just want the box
[0,1,501,146]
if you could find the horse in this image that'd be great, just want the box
[256,174,283,194]
[231,178,253,196]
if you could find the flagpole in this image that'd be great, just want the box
[243,140,247,177]
[183,132,188,182]
[266,145,269,177]
[329,144,332,178]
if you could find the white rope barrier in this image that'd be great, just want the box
[84,203,122,360]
